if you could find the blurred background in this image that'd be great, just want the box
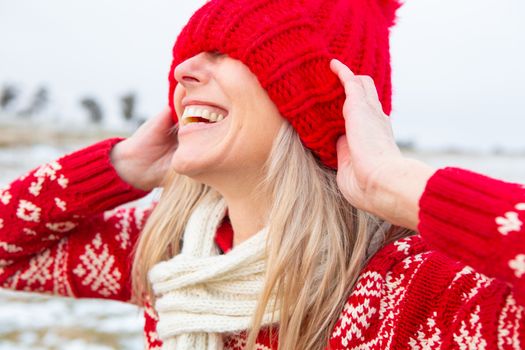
[0,0,524,349]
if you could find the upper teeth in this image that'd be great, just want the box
[182,106,226,125]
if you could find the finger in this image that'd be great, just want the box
[140,106,175,137]
[160,105,173,120]
[359,75,380,103]
[336,135,352,169]
[330,59,355,80]
[156,106,175,127]
[330,59,367,106]
[331,59,377,101]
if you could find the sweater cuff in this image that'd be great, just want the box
[418,167,525,287]
[58,137,150,214]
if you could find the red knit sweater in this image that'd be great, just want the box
[0,138,523,349]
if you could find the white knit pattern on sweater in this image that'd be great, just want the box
[148,193,279,350]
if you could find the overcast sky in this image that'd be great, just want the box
[0,0,523,151]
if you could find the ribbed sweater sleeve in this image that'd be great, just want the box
[52,137,150,212]
[418,167,525,304]
[0,138,152,300]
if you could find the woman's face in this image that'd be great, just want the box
[171,52,285,186]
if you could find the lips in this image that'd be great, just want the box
[180,105,227,125]
[176,99,230,136]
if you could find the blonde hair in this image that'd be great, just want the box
[131,122,414,349]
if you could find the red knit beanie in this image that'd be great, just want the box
[168,0,402,169]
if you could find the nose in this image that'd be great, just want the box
[173,52,211,88]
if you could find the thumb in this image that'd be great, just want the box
[336,135,352,169]
[148,106,175,134]
[159,105,175,128]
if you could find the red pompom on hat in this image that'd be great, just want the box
[168,0,402,169]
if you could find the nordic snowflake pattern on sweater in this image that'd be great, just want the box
[0,138,524,349]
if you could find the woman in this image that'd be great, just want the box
[1,0,523,349]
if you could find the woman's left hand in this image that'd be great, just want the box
[330,59,436,231]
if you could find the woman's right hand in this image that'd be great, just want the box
[330,59,435,231]
[110,106,177,191]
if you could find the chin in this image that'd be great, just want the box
[170,146,221,181]
[171,153,203,177]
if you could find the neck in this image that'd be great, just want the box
[196,169,271,247]
[222,190,269,247]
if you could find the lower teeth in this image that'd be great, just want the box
[186,116,211,124]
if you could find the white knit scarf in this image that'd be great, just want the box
[147,193,279,350]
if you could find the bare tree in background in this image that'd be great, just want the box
[396,140,416,152]
[18,86,49,118]
[80,97,103,124]
[121,92,136,121]
[0,84,19,110]
[121,92,146,127]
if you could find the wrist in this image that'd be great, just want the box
[110,139,152,192]
[366,158,436,230]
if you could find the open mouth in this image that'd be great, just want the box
[181,105,229,126]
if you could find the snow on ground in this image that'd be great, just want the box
[0,130,524,349]
[0,138,146,349]
[0,290,143,350]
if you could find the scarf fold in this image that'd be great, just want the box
[148,193,279,350]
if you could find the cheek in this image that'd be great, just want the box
[172,85,186,120]
[229,89,283,159]
[240,112,284,163]
[254,121,278,151]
